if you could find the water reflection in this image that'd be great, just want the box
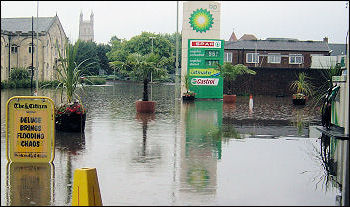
[318,134,347,193]
[55,131,86,154]
[54,131,85,205]
[133,113,160,164]
[291,108,307,136]
[178,100,222,204]
[6,162,54,206]
[305,127,349,205]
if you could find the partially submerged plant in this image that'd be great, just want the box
[55,40,95,110]
[183,73,196,97]
[289,72,313,98]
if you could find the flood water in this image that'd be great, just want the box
[1,81,346,205]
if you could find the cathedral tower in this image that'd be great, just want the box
[78,11,94,41]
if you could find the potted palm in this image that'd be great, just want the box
[128,53,167,113]
[290,72,313,105]
[216,63,256,103]
[54,40,93,132]
[182,73,196,101]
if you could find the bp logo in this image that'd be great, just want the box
[189,8,214,33]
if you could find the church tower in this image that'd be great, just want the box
[78,11,94,41]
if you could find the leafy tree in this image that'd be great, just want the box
[107,32,176,79]
[96,43,112,74]
[75,41,100,76]
[160,32,182,74]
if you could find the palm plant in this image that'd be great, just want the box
[216,62,256,95]
[127,53,167,101]
[54,40,95,132]
[56,40,92,104]
[289,72,314,98]
[183,73,196,97]
[311,63,342,108]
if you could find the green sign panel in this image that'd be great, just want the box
[188,39,224,98]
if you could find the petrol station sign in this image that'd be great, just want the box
[188,39,224,98]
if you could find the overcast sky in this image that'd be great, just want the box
[1,1,349,44]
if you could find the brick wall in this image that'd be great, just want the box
[228,68,328,96]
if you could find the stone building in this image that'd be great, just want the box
[78,11,94,41]
[1,15,67,81]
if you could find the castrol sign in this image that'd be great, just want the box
[191,78,219,86]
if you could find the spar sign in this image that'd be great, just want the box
[6,96,55,163]
[190,40,222,48]
[188,39,224,98]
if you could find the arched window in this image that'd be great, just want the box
[11,45,18,53]
[29,43,35,53]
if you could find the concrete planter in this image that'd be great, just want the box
[223,94,236,103]
[136,100,156,113]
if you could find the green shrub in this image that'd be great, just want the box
[40,80,61,88]
[1,80,9,89]
[82,77,106,85]
[10,67,30,81]
[9,81,16,88]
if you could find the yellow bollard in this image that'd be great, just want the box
[72,168,103,206]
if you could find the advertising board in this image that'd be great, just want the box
[188,39,224,98]
[6,96,55,163]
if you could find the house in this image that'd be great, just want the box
[238,34,257,41]
[1,15,67,81]
[222,32,337,95]
[224,36,330,69]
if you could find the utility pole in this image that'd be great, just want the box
[31,16,34,94]
[8,33,12,83]
[35,1,39,96]
[175,1,180,98]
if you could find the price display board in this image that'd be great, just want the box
[188,39,224,98]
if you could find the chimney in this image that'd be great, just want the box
[323,37,328,43]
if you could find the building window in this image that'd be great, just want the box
[289,54,303,64]
[11,45,18,53]
[29,44,35,53]
[268,53,281,63]
[224,52,232,62]
[246,53,259,63]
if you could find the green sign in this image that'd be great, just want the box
[188,39,224,99]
